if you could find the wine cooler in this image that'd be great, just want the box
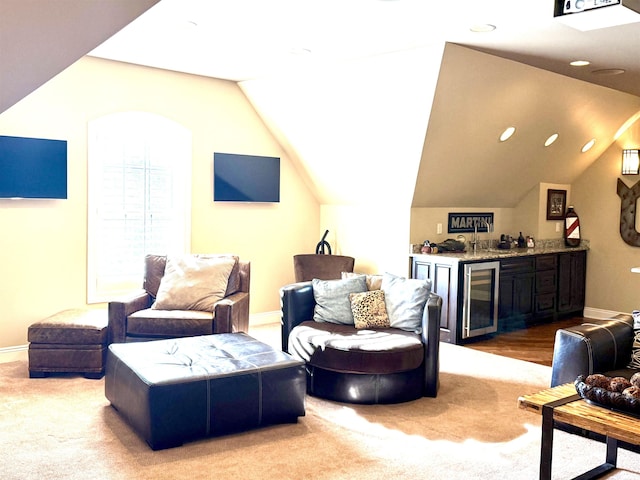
[462,261,500,339]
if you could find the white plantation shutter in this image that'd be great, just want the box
[88,112,191,303]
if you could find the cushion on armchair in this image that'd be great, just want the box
[152,255,236,311]
[349,290,390,329]
[341,272,383,291]
[312,275,367,325]
[381,273,431,334]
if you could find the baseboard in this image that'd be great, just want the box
[249,311,280,327]
[583,306,627,320]
[0,344,28,363]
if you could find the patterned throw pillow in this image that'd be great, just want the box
[349,290,390,329]
[628,310,640,368]
[629,332,640,368]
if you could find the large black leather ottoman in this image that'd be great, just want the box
[105,333,306,450]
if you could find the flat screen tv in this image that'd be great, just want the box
[213,152,280,203]
[0,135,68,199]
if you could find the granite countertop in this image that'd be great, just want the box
[410,239,589,262]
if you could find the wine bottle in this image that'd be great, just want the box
[564,206,581,247]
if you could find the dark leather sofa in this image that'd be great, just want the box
[551,314,636,387]
[281,280,442,404]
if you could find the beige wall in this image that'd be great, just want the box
[572,120,640,313]
[411,207,515,247]
[321,205,412,277]
[0,57,319,349]
[410,183,571,248]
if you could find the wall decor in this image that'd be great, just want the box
[617,178,640,247]
[447,212,494,233]
[546,189,566,220]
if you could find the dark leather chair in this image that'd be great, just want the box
[293,254,355,282]
[550,314,635,386]
[281,281,441,404]
[108,254,250,343]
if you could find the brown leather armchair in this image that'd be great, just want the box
[108,254,250,343]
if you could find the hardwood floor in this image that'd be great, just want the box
[463,317,588,367]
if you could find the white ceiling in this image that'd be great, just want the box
[89,0,640,97]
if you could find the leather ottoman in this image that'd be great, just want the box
[105,333,306,450]
[28,308,108,379]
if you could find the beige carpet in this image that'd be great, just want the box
[2,342,640,480]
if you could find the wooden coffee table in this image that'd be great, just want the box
[519,383,640,480]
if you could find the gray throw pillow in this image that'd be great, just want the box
[381,272,431,333]
[312,275,368,325]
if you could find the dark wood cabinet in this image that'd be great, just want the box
[498,257,535,331]
[557,250,586,315]
[410,256,460,343]
[410,248,587,344]
[534,255,558,319]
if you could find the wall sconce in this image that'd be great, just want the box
[622,149,640,175]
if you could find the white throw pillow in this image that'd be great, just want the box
[152,255,236,311]
[381,272,431,333]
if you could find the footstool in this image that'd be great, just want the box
[28,308,108,379]
[105,333,306,450]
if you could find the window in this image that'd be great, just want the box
[87,112,191,303]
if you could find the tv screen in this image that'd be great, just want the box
[214,152,280,202]
[0,135,68,199]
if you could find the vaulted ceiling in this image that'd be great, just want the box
[4,0,640,208]
[0,0,159,114]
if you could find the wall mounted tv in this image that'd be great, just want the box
[213,152,280,203]
[0,135,68,199]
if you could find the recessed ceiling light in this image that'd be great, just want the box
[592,68,625,76]
[581,138,596,153]
[544,133,559,147]
[499,127,516,142]
[570,60,590,67]
[470,24,496,33]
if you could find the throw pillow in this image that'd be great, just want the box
[349,290,390,329]
[152,255,236,311]
[381,272,431,333]
[312,275,368,325]
[341,271,383,291]
[628,310,640,368]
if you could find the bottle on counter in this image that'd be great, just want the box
[421,240,431,254]
[564,206,581,247]
[517,232,525,248]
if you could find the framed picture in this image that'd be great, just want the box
[546,189,567,220]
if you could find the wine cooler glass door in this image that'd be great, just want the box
[462,261,500,339]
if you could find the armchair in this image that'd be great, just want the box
[281,274,441,404]
[108,254,250,344]
[293,254,355,282]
